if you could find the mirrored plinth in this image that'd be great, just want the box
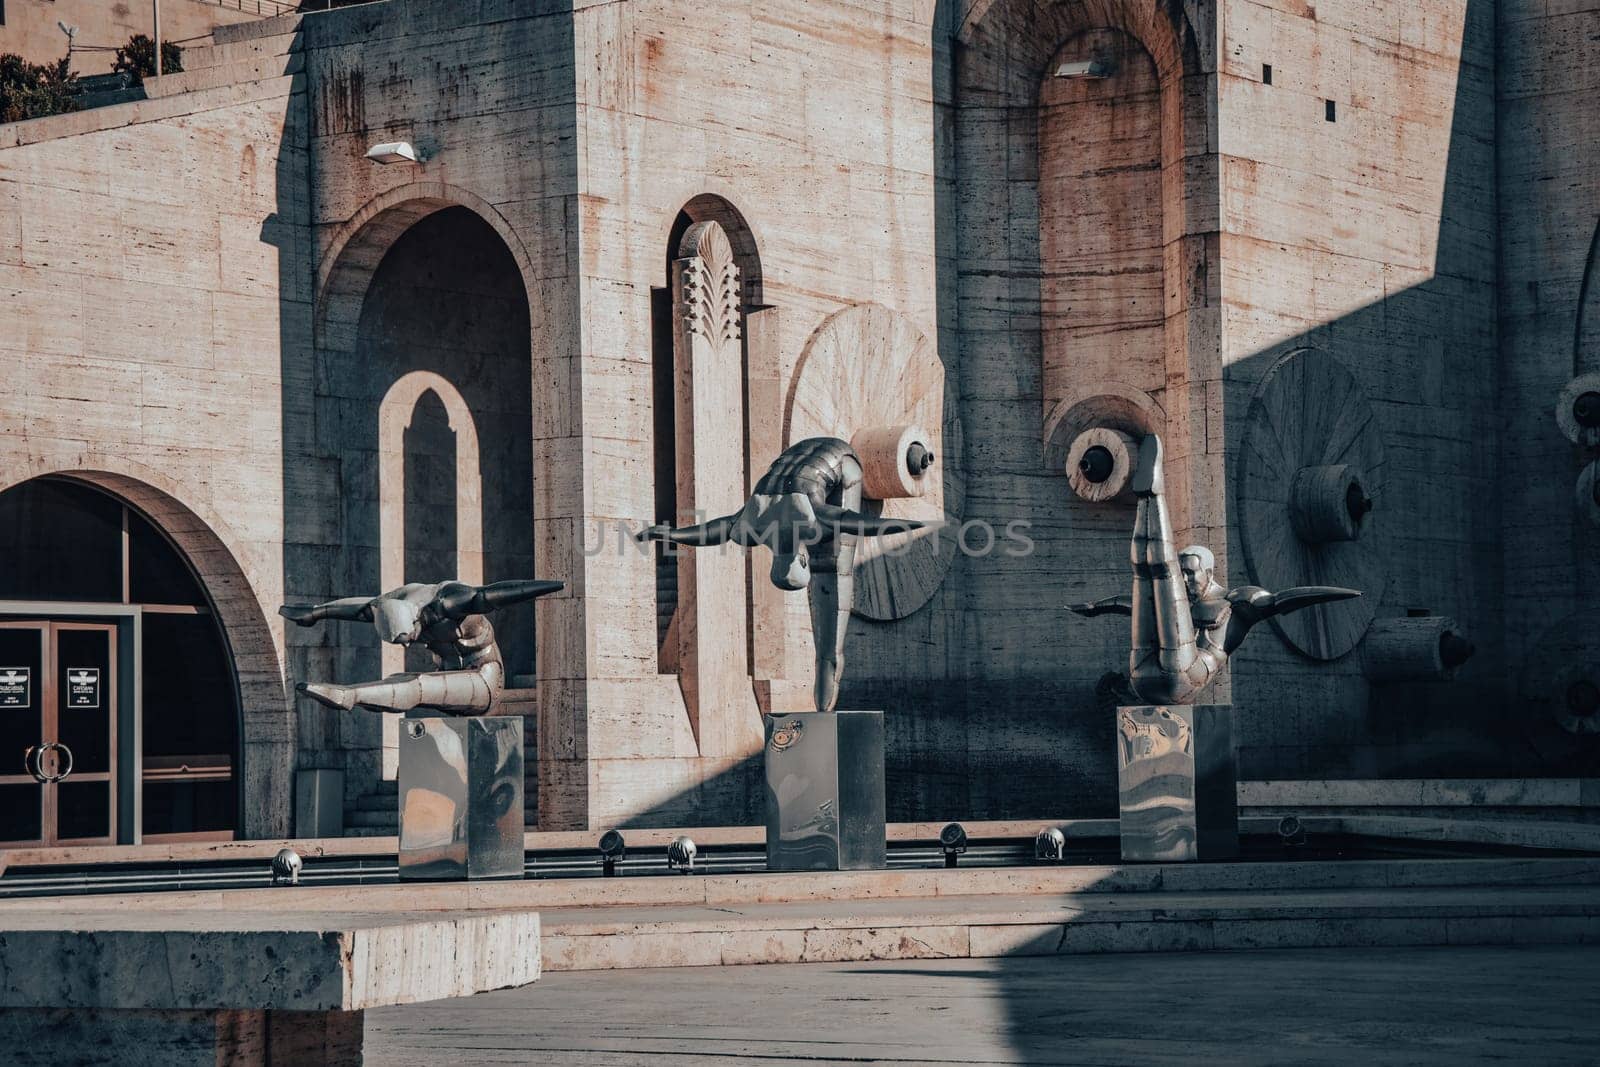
[763,710,886,871]
[1116,703,1239,862]
[398,714,524,880]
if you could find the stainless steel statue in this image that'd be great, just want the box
[638,436,934,713]
[280,579,563,715]
[1071,435,1359,704]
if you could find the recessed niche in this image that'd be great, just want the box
[1262,64,1272,85]
[1325,99,1337,121]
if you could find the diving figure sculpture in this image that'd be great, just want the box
[281,579,563,715]
[638,436,936,712]
[1071,435,1360,704]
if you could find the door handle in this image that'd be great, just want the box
[25,742,72,784]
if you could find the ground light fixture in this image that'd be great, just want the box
[667,835,697,873]
[598,828,626,876]
[1278,815,1307,847]
[1034,826,1067,861]
[939,822,968,867]
[270,848,302,886]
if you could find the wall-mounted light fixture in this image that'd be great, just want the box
[365,141,429,165]
[1055,56,1116,79]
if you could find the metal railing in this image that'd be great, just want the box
[196,0,300,17]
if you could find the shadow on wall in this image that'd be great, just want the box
[1216,0,1535,779]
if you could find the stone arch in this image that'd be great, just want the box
[658,191,768,308]
[0,453,290,839]
[314,182,539,353]
[946,0,1219,539]
[376,371,485,674]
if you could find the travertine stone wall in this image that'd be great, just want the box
[561,0,950,826]
[1496,0,1600,770]
[0,62,310,836]
[4,0,1593,836]
[1218,0,1506,776]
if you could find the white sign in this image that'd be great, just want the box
[0,667,29,708]
[67,667,100,709]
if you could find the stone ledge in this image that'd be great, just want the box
[0,75,303,149]
[0,909,540,1011]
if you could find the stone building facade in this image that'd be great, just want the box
[0,0,1594,841]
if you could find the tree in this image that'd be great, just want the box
[113,34,184,87]
[0,52,81,125]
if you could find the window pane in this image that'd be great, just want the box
[128,510,206,606]
[0,480,122,602]
[143,780,236,835]
[142,614,237,760]
[0,783,41,843]
[57,780,110,840]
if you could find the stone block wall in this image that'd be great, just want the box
[0,61,311,836]
[1495,0,1600,773]
[1216,0,1508,778]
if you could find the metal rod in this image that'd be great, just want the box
[153,0,162,78]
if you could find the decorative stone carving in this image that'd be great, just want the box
[1041,386,1164,504]
[1072,435,1360,704]
[671,219,761,755]
[1361,616,1476,683]
[1556,372,1600,449]
[1066,426,1139,503]
[1521,611,1600,749]
[1239,349,1388,660]
[280,580,563,715]
[787,303,963,621]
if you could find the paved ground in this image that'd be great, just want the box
[365,944,1600,1065]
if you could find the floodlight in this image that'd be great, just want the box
[667,835,697,873]
[939,822,968,867]
[1055,57,1116,79]
[1034,826,1066,862]
[598,828,626,876]
[270,847,303,886]
[365,141,422,165]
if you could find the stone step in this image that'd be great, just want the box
[211,11,304,46]
[180,31,302,73]
[142,51,304,99]
[537,883,1600,972]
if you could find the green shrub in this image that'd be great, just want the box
[0,52,81,124]
[113,35,184,87]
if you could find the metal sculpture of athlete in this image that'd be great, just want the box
[1071,435,1360,704]
[281,579,563,715]
[638,436,936,713]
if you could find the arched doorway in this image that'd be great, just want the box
[302,190,537,812]
[0,477,242,844]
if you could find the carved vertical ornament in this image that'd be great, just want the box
[671,221,761,757]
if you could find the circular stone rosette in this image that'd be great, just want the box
[1520,611,1600,769]
[1238,348,1389,660]
[786,303,965,621]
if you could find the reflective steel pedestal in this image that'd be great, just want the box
[1115,704,1239,862]
[398,714,524,880]
[763,710,886,871]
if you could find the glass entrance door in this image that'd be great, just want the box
[0,621,116,846]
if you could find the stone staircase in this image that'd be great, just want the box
[141,16,305,101]
[346,716,540,836]
[655,553,678,650]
